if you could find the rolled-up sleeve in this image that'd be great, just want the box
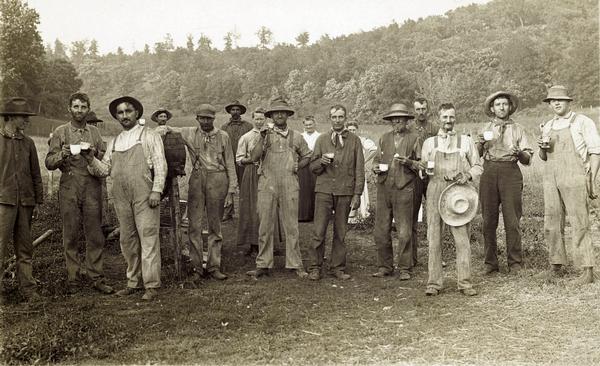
[87,140,113,177]
[465,137,483,181]
[581,116,600,155]
[146,131,167,193]
[221,132,238,193]
[45,128,67,171]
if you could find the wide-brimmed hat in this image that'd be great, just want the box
[150,108,173,122]
[382,103,415,120]
[84,111,103,124]
[196,104,217,118]
[543,85,573,102]
[0,97,36,116]
[438,182,479,227]
[484,91,519,117]
[265,97,294,118]
[109,96,144,119]
[225,100,247,115]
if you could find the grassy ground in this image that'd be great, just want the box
[1,108,600,365]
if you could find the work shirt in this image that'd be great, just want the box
[373,130,422,190]
[409,119,438,143]
[45,122,104,174]
[301,131,321,151]
[0,129,43,206]
[421,130,483,181]
[236,128,261,164]
[310,130,365,196]
[179,126,237,193]
[478,118,533,164]
[221,118,253,156]
[541,111,600,163]
[88,124,167,193]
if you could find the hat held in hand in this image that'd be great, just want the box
[438,182,479,227]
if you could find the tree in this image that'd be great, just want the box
[0,0,46,104]
[143,44,150,54]
[256,26,273,49]
[38,58,82,117]
[53,39,67,59]
[197,33,212,51]
[88,39,99,57]
[295,31,310,47]
[223,32,233,51]
[186,34,194,52]
[70,40,87,66]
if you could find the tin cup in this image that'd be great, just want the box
[483,130,494,141]
[379,163,389,172]
[541,135,551,149]
[426,161,435,176]
[70,144,81,155]
[323,152,335,161]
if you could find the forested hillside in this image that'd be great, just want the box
[31,0,600,122]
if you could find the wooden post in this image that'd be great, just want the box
[168,176,183,281]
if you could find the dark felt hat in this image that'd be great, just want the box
[543,85,573,102]
[109,96,144,119]
[150,108,173,122]
[225,100,247,115]
[84,111,103,124]
[0,97,36,116]
[484,91,519,117]
[265,97,294,118]
[382,103,415,120]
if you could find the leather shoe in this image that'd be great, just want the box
[308,270,321,281]
[295,269,308,279]
[425,287,440,296]
[93,280,115,294]
[115,287,142,297]
[246,268,270,278]
[509,263,523,274]
[483,264,499,275]
[460,288,477,296]
[333,270,351,280]
[209,270,228,280]
[398,272,411,281]
[141,288,158,301]
[372,269,392,278]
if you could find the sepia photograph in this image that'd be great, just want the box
[0,0,599,364]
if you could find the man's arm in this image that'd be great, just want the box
[45,127,68,170]
[145,131,168,193]
[296,134,311,170]
[354,137,365,195]
[87,140,112,178]
[309,136,325,175]
[236,133,249,165]
[29,139,44,204]
[465,136,483,181]
[222,132,238,193]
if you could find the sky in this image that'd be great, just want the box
[27,0,491,55]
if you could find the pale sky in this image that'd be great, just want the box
[28,0,491,55]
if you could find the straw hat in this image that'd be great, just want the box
[382,103,415,120]
[150,108,173,123]
[265,97,294,118]
[543,85,573,102]
[0,97,36,116]
[484,91,519,117]
[109,96,144,119]
[438,182,479,227]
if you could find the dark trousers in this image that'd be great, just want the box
[307,193,352,272]
[374,182,414,273]
[480,161,523,268]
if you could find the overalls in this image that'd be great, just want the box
[111,128,161,289]
[426,136,473,291]
[543,117,594,267]
[256,131,304,270]
[58,127,104,283]
[187,130,229,274]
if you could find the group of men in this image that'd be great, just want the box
[0,84,598,304]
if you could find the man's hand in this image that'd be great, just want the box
[394,155,410,165]
[373,164,381,174]
[536,137,545,149]
[350,194,361,210]
[32,205,39,220]
[61,145,71,159]
[476,133,487,145]
[509,145,520,156]
[224,192,234,208]
[320,155,332,166]
[82,147,96,164]
[155,126,170,136]
[149,191,161,208]
[417,160,427,171]
[454,172,471,185]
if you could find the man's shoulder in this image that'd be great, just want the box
[52,123,71,135]
[574,112,595,125]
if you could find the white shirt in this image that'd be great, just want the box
[542,111,600,163]
[302,131,321,151]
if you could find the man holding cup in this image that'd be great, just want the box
[476,91,532,275]
[537,85,600,284]
[372,103,422,280]
[46,92,114,295]
[306,105,364,280]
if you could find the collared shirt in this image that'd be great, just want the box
[0,129,43,206]
[373,130,422,190]
[236,128,261,164]
[479,118,533,164]
[179,126,237,193]
[88,124,167,193]
[421,129,483,181]
[301,131,321,151]
[409,119,438,143]
[221,118,253,155]
[45,122,104,173]
[541,111,600,162]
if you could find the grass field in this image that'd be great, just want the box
[1,108,600,365]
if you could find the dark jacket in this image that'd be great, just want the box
[0,131,43,206]
[373,130,421,190]
[309,130,365,196]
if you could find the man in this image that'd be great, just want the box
[156,104,236,281]
[84,111,103,128]
[408,97,438,267]
[150,108,172,126]
[299,116,321,222]
[46,92,114,295]
[476,91,532,274]
[236,107,267,257]
[346,120,377,223]
[307,105,364,280]
[246,97,312,279]
[88,96,167,301]
[420,103,482,296]
[372,103,422,280]
[537,85,600,284]
[221,100,253,221]
[0,97,43,303]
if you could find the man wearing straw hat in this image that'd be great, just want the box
[371,103,422,280]
[46,92,114,295]
[221,100,253,222]
[150,108,172,126]
[420,103,483,296]
[476,91,532,275]
[0,97,43,303]
[88,96,167,301]
[246,97,312,279]
[537,85,600,284]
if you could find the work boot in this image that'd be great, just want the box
[66,280,81,295]
[332,270,351,280]
[294,269,308,279]
[460,288,477,296]
[246,268,270,279]
[209,270,228,280]
[92,280,115,294]
[573,267,594,285]
[398,272,411,281]
[308,270,321,281]
[425,287,440,296]
[483,264,499,275]
[141,288,158,301]
[372,268,393,278]
[509,263,523,274]
[115,287,142,297]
